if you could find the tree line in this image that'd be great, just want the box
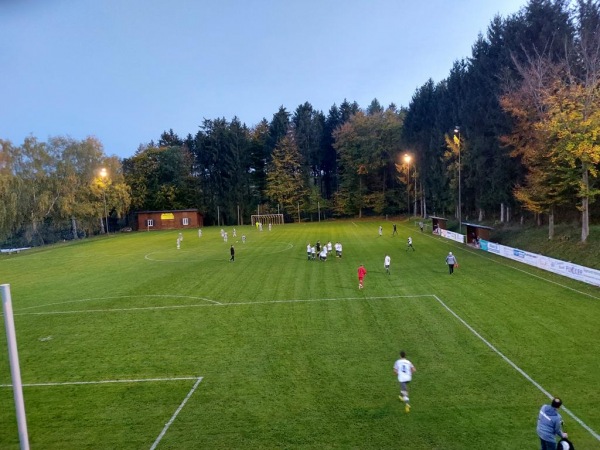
[403,0,600,241]
[1,0,599,246]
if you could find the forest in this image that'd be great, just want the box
[1,0,599,247]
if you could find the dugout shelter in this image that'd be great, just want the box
[430,216,448,234]
[463,222,493,246]
[135,209,203,231]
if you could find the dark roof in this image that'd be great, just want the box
[462,222,494,230]
[135,209,200,214]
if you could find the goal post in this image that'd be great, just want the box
[2,284,30,450]
[250,214,284,226]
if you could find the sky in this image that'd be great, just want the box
[1,0,527,159]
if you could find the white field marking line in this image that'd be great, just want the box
[7,292,599,439]
[0,376,200,388]
[268,242,294,253]
[433,294,600,442]
[150,377,203,450]
[14,294,222,312]
[398,222,600,300]
[12,295,432,316]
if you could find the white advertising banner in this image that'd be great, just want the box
[479,240,600,287]
[439,229,465,244]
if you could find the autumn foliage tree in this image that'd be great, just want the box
[501,0,600,242]
[264,133,308,219]
[333,108,403,217]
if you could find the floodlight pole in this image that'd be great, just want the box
[454,127,462,235]
[102,190,108,234]
[407,162,410,216]
[413,161,417,217]
[100,168,109,234]
[2,284,30,450]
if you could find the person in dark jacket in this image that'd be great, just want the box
[537,397,568,450]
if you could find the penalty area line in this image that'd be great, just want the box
[150,376,203,450]
[433,294,600,442]
[13,295,430,316]
[0,376,200,388]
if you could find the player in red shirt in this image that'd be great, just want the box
[358,264,367,289]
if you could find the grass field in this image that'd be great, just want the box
[1,219,599,449]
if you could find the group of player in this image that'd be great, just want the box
[306,240,343,261]
[217,228,246,244]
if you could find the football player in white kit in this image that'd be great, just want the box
[393,351,416,413]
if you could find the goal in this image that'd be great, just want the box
[251,214,284,226]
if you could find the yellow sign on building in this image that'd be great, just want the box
[160,213,175,220]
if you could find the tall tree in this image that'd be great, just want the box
[248,119,270,206]
[191,117,253,225]
[500,0,600,241]
[11,136,58,244]
[334,109,404,217]
[267,106,291,155]
[321,104,342,199]
[0,140,19,241]
[123,144,195,212]
[264,133,307,218]
[292,102,326,208]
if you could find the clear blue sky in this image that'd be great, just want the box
[1,0,526,159]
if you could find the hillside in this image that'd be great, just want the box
[489,223,600,270]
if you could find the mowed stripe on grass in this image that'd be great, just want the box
[1,220,599,449]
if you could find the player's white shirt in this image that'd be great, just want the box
[408,237,412,245]
[307,244,311,253]
[394,358,414,382]
[384,256,391,267]
[327,242,332,251]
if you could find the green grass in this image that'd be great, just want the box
[1,220,599,449]
[490,222,600,269]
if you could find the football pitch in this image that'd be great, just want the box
[1,220,599,449]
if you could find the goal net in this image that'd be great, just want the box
[251,214,284,226]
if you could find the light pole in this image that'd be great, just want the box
[100,168,109,234]
[413,163,417,217]
[453,127,462,235]
[404,154,411,216]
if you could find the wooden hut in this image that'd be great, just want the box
[135,209,203,231]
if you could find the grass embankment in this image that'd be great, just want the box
[490,223,600,269]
